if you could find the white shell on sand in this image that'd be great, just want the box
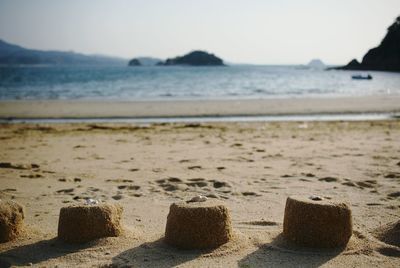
[309,195,323,201]
[189,195,208,202]
[85,198,99,205]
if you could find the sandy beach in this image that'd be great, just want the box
[1,95,400,119]
[1,1,400,267]
[0,119,399,267]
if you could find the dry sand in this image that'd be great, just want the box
[0,120,399,267]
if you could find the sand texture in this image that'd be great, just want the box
[58,204,123,243]
[0,201,24,243]
[283,195,352,248]
[165,199,233,249]
[0,121,399,267]
[1,95,400,119]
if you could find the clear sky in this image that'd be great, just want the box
[0,0,399,65]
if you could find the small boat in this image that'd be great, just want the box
[352,74,372,80]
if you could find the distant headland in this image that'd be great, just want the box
[129,51,225,67]
[0,39,125,65]
[335,16,400,72]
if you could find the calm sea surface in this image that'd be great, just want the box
[0,65,399,100]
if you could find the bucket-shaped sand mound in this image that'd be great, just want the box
[283,195,352,248]
[165,198,233,249]
[373,220,400,247]
[0,200,25,243]
[58,203,123,243]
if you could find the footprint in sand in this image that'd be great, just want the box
[166,177,182,183]
[341,179,378,189]
[318,177,340,182]
[186,178,208,187]
[384,173,400,179]
[240,220,278,226]
[231,143,243,147]
[117,185,141,190]
[155,177,187,192]
[106,179,133,183]
[211,180,231,189]
[366,203,383,206]
[179,159,193,163]
[0,162,39,170]
[20,174,43,179]
[342,181,357,187]
[242,191,261,197]
[187,165,202,170]
[56,188,74,194]
[128,185,141,190]
[387,191,400,199]
[73,145,86,149]
[112,194,124,200]
[356,180,377,188]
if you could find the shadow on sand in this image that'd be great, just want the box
[111,237,213,267]
[238,233,345,268]
[0,238,96,267]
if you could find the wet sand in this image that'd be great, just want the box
[1,95,400,119]
[0,121,399,267]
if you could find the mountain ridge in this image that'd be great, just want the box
[0,39,126,65]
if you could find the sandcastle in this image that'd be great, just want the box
[373,220,400,247]
[0,200,25,243]
[165,196,233,249]
[58,202,123,243]
[283,195,352,248]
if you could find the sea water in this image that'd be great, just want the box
[0,65,399,100]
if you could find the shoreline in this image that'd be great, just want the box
[1,113,398,124]
[0,95,400,119]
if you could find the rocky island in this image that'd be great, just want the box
[336,16,400,72]
[128,58,141,66]
[307,59,325,69]
[159,50,224,66]
[127,57,163,66]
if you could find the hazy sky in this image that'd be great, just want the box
[0,0,399,64]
